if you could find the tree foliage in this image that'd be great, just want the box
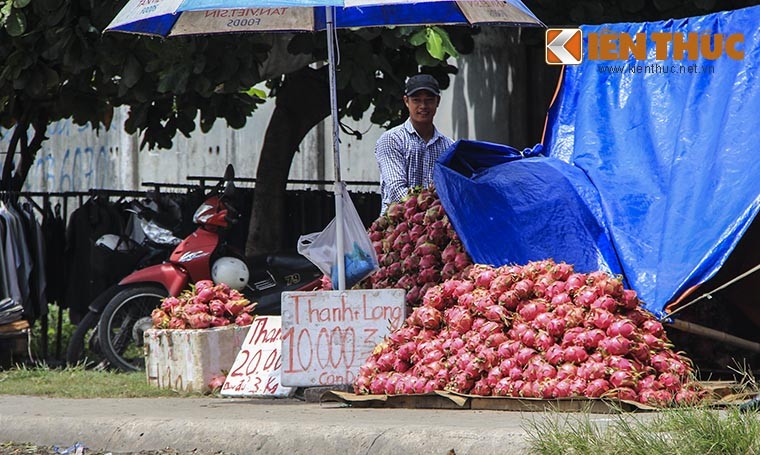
[279,25,472,132]
[0,0,274,189]
[0,0,473,192]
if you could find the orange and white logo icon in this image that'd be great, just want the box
[546,29,583,65]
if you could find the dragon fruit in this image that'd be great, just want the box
[153,281,257,330]
[352,259,702,408]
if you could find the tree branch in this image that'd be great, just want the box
[1,121,23,191]
[13,116,48,190]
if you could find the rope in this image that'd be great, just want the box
[660,262,760,321]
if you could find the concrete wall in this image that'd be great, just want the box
[4,112,136,193]
[8,28,546,194]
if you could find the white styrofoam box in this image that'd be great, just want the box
[144,324,248,393]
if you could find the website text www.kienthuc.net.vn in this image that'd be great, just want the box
[597,62,716,75]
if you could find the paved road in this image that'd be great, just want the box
[0,395,544,454]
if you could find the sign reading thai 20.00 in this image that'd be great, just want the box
[280,290,405,387]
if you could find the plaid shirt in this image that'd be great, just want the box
[375,119,454,213]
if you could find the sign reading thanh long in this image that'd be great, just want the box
[280,289,405,387]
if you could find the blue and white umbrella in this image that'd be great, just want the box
[107,0,543,36]
[106,0,544,289]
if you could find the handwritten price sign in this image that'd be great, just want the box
[280,289,406,387]
[221,316,294,397]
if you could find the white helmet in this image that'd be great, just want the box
[211,257,249,290]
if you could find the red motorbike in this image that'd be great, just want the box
[93,165,322,371]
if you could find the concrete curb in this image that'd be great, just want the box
[0,395,533,454]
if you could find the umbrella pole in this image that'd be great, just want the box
[326,6,346,291]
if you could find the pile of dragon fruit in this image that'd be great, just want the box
[358,187,472,306]
[151,280,256,329]
[354,260,704,407]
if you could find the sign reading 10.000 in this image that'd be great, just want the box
[280,290,406,387]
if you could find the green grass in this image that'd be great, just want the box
[524,406,760,455]
[0,364,195,398]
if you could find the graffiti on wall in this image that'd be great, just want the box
[25,146,114,192]
[1,119,116,192]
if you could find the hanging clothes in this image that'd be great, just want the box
[0,201,31,315]
[62,196,124,323]
[42,201,66,304]
[20,202,48,321]
[0,207,13,302]
[0,198,48,323]
[0,204,20,326]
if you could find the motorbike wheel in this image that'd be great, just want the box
[98,284,168,372]
[66,311,106,368]
[66,286,124,368]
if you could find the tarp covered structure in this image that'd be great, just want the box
[436,6,760,318]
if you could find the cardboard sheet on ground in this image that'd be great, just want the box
[321,390,652,413]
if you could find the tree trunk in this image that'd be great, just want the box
[1,116,47,191]
[245,66,332,256]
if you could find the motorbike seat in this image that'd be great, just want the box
[267,252,317,272]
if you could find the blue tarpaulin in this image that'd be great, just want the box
[435,140,625,278]
[437,6,760,318]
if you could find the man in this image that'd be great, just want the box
[375,74,454,214]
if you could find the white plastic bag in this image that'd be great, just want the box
[297,184,379,289]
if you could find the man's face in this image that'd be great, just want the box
[404,90,440,124]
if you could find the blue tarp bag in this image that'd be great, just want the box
[435,140,624,279]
